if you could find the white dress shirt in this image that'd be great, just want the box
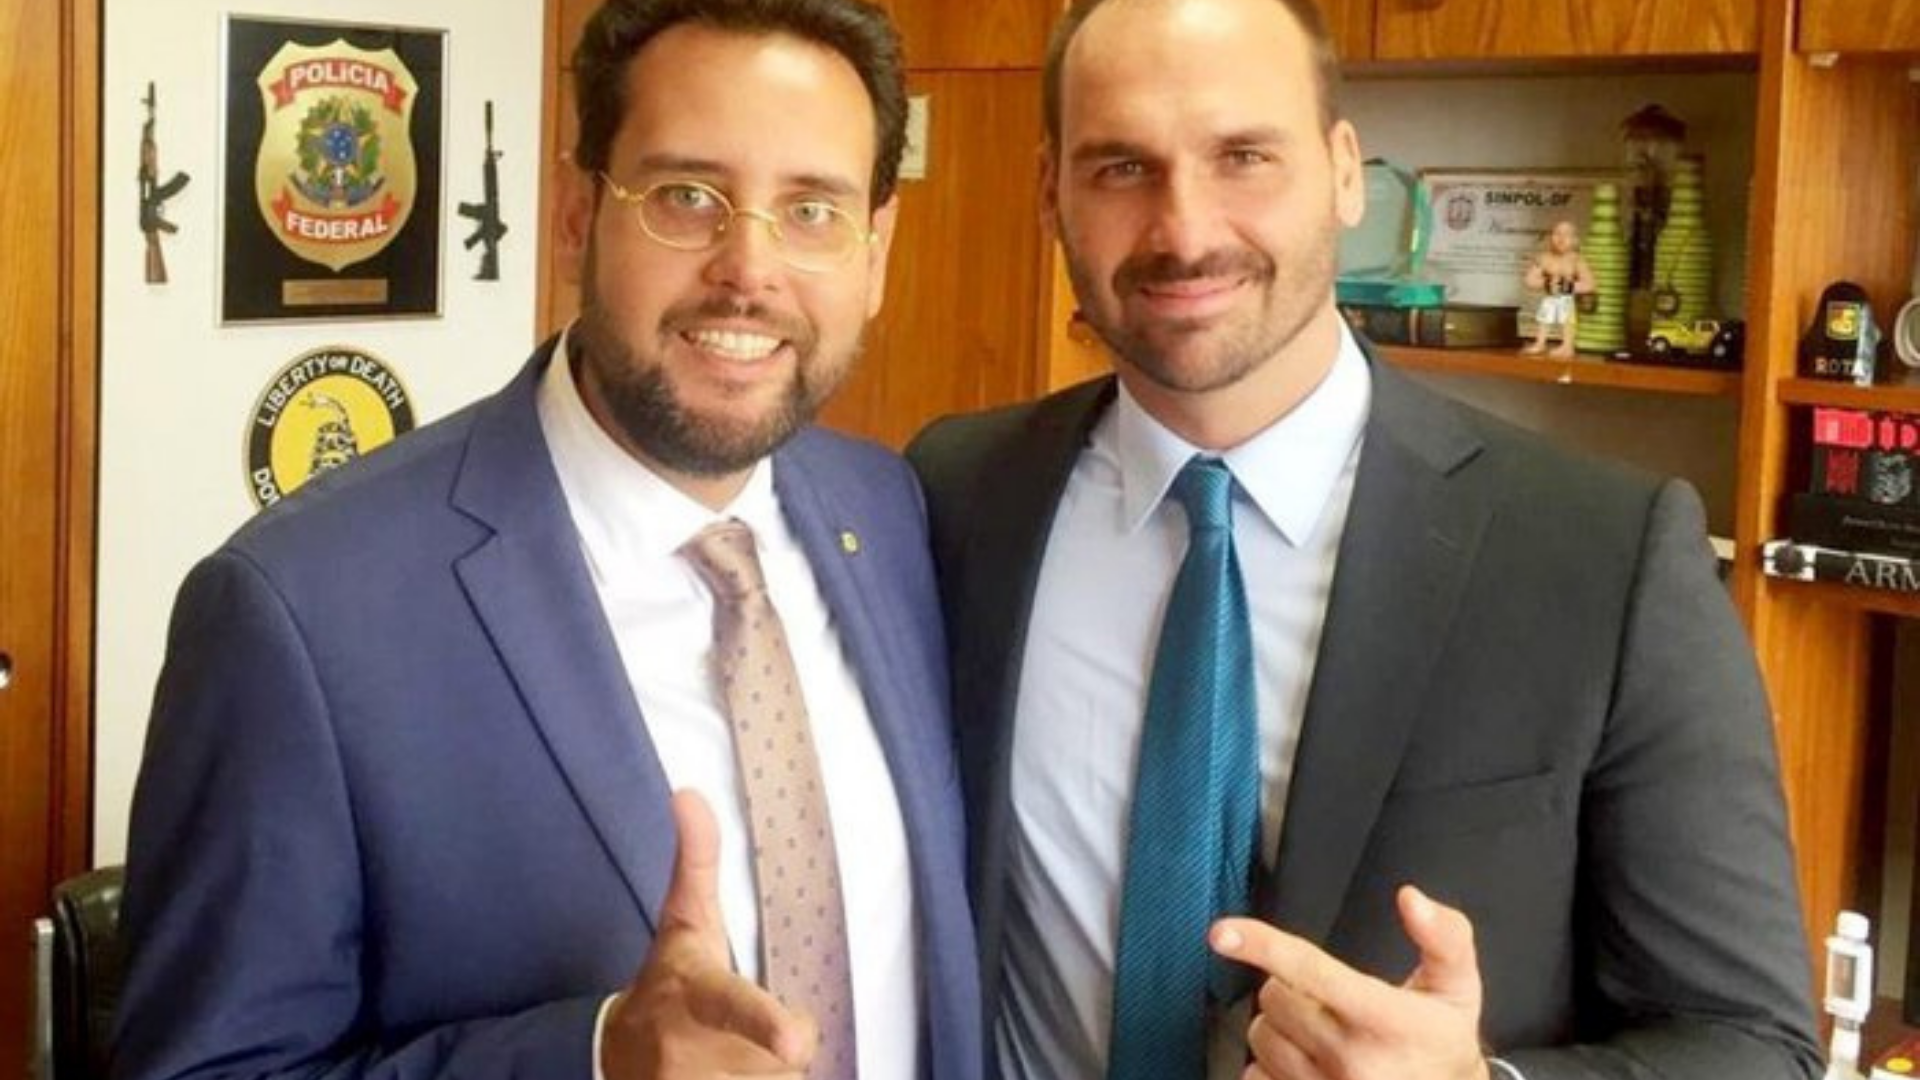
[536,332,920,1079]
[998,325,1372,1080]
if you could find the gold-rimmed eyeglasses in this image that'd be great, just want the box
[599,174,877,274]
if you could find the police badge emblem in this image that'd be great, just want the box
[255,41,419,271]
[222,18,444,323]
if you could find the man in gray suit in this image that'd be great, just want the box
[907,0,1822,1078]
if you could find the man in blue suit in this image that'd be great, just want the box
[113,2,980,1078]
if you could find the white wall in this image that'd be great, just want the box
[97,0,546,862]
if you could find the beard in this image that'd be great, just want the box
[571,259,850,478]
[1062,213,1340,396]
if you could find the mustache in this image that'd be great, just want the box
[662,295,813,343]
[1113,249,1275,296]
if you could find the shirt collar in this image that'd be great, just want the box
[1111,321,1371,545]
[536,325,780,566]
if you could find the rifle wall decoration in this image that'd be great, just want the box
[458,100,507,281]
[139,81,190,284]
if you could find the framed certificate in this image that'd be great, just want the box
[1419,168,1629,332]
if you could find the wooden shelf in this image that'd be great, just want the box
[1379,345,1743,397]
[1344,53,1759,79]
[1778,376,1920,412]
[1762,574,1920,619]
[1867,995,1920,1065]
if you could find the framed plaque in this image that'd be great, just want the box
[221,15,445,323]
[1419,168,1629,335]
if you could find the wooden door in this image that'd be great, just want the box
[1375,0,1757,59]
[0,0,96,1066]
[1799,0,1920,53]
[544,0,590,336]
[818,70,1048,447]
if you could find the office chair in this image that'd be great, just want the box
[29,866,125,1080]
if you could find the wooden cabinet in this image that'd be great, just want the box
[1321,0,1377,61]
[1799,0,1920,54]
[818,71,1047,447]
[1728,12,1920,956]
[1374,0,1757,59]
[0,0,97,1066]
[880,0,1052,69]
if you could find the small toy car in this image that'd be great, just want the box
[1646,318,1723,357]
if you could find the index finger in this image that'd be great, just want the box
[1210,916,1378,1016]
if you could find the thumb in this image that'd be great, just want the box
[1397,884,1482,1006]
[661,789,729,957]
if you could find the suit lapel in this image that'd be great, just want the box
[955,379,1115,1000]
[771,437,944,799]
[449,347,678,934]
[1264,361,1492,942]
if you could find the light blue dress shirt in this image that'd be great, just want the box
[998,326,1371,1079]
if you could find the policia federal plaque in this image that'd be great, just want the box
[222,16,445,323]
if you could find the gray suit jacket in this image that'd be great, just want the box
[907,358,1821,1080]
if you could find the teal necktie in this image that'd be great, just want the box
[1107,456,1261,1080]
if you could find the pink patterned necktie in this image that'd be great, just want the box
[682,520,858,1079]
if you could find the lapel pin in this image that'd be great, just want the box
[839,529,861,555]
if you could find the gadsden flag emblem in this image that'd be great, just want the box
[254,40,420,271]
[247,346,415,508]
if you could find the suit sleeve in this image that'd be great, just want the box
[112,550,604,1080]
[903,417,964,535]
[1504,480,1822,1080]
[905,414,989,620]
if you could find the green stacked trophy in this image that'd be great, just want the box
[1576,183,1629,355]
[1652,154,1713,325]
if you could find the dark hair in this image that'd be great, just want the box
[572,0,908,205]
[1041,0,1342,147]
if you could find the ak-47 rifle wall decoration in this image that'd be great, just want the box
[458,100,507,281]
[140,81,191,284]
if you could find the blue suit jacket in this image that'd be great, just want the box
[114,342,983,1080]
